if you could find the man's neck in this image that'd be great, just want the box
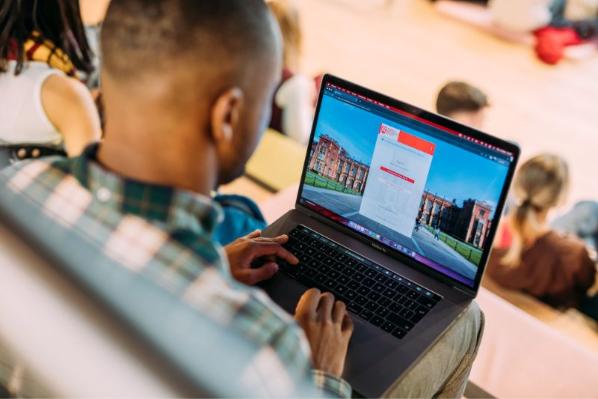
[97,123,216,196]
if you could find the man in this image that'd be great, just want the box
[436,81,489,129]
[1,1,483,397]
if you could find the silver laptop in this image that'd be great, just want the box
[261,75,519,397]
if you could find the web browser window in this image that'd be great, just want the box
[360,124,434,238]
[300,82,515,287]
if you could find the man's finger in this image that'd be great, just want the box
[317,292,334,322]
[342,312,354,335]
[252,235,288,244]
[250,242,299,264]
[332,300,347,324]
[246,230,262,239]
[237,262,278,285]
[295,288,321,319]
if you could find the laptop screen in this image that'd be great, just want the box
[298,78,517,289]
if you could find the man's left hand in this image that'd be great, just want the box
[224,231,299,285]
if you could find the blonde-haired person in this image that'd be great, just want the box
[267,0,315,144]
[486,154,596,312]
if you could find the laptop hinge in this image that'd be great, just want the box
[453,285,475,298]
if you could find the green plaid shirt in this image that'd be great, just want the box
[1,145,351,398]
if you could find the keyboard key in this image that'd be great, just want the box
[289,229,302,238]
[392,327,406,339]
[304,268,318,278]
[387,313,414,331]
[407,291,419,300]
[346,291,356,301]
[360,309,373,320]
[382,321,395,333]
[348,303,362,314]
[377,307,390,318]
[353,273,365,282]
[371,316,385,327]
[411,306,428,323]
[395,293,407,303]
[363,277,375,287]
[383,288,395,298]
[378,296,391,307]
[330,262,343,271]
[385,280,398,289]
[365,269,376,278]
[348,280,360,290]
[345,268,356,277]
[374,283,385,292]
[357,286,369,296]
[324,279,337,289]
[406,300,419,310]
[389,302,402,313]
[367,292,381,301]
[355,295,367,305]
[419,296,437,309]
[338,275,349,284]
[399,308,414,320]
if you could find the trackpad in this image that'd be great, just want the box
[259,272,307,315]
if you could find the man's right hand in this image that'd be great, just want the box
[294,288,354,377]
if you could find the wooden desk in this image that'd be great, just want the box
[245,130,306,192]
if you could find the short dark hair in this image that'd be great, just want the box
[0,0,93,75]
[436,81,489,117]
[101,0,278,87]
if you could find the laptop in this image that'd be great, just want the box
[261,74,519,397]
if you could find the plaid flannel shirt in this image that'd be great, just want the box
[0,145,351,398]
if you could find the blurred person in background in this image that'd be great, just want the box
[486,154,597,319]
[267,0,315,144]
[553,200,598,255]
[0,0,101,161]
[435,81,489,129]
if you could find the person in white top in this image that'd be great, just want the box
[0,0,101,157]
[267,0,315,145]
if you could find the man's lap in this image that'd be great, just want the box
[383,302,484,398]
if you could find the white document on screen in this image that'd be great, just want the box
[359,123,435,238]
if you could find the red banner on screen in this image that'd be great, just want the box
[398,132,435,156]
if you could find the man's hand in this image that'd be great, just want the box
[295,288,354,377]
[224,230,299,285]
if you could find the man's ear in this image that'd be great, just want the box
[210,87,244,144]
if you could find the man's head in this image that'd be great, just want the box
[435,81,489,129]
[100,0,282,188]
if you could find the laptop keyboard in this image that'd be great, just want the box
[280,225,442,339]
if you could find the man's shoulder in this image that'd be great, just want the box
[2,156,76,201]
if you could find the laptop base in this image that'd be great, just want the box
[262,209,471,398]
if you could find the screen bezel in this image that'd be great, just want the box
[295,74,520,296]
